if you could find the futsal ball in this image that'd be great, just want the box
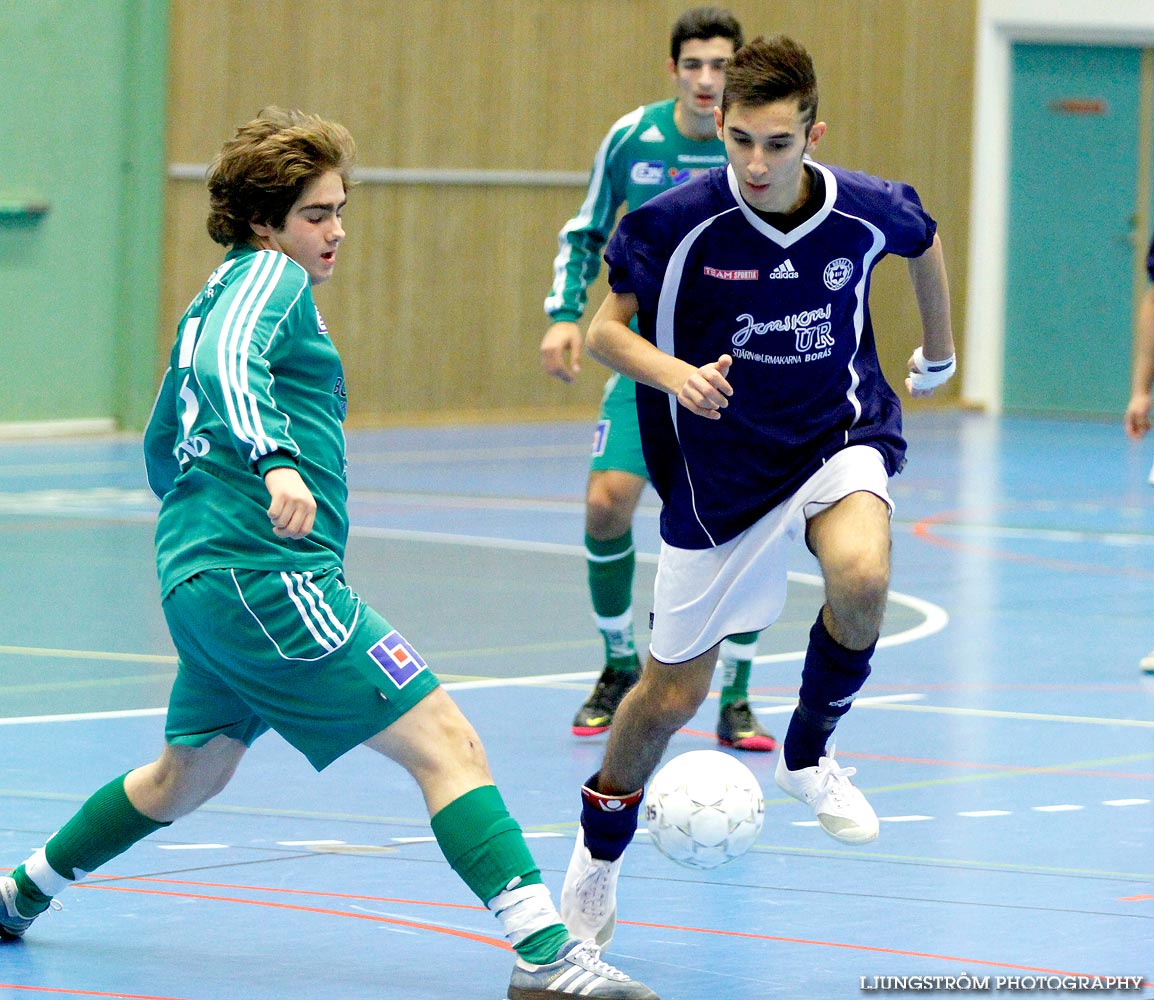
[644,750,764,869]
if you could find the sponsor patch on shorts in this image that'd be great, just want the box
[367,630,427,688]
[592,419,610,458]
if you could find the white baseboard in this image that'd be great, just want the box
[0,418,118,439]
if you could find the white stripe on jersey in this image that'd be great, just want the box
[215,251,279,457]
[654,206,740,548]
[831,207,886,427]
[545,106,644,316]
[213,250,309,463]
[228,251,284,458]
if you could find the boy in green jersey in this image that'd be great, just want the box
[541,7,775,751]
[1,108,657,1000]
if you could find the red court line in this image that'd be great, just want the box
[75,878,1154,990]
[834,751,1154,780]
[76,882,509,949]
[670,739,1154,780]
[912,510,1154,579]
[625,920,1154,989]
[0,987,189,999]
[1119,894,1154,901]
[83,873,487,910]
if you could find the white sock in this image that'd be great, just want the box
[24,847,84,896]
[487,882,561,947]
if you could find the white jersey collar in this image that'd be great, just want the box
[725,160,837,247]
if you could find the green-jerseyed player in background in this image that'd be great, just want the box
[0,108,657,1000]
[541,6,776,752]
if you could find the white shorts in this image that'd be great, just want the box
[648,445,894,664]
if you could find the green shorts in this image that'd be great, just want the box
[589,373,649,479]
[162,567,440,771]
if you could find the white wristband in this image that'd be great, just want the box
[908,347,956,391]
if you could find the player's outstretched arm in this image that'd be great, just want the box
[1125,285,1154,440]
[904,232,957,398]
[586,291,733,419]
[540,321,583,383]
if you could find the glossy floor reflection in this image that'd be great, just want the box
[0,410,1151,999]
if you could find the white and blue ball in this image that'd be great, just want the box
[644,750,764,870]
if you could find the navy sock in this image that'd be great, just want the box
[580,773,642,862]
[784,610,875,770]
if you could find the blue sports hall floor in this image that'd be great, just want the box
[0,409,1151,999]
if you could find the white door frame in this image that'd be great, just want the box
[965,0,1154,411]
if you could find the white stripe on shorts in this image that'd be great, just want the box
[280,571,350,652]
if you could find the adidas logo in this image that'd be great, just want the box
[639,124,664,142]
[770,259,800,279]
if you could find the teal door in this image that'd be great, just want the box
[0,3,167,429]
[1005,44,1144,416]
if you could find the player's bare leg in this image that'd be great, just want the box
[2,736,248,939]
[597,650,718,795]
[369,688,657,997]
[124,736,248,821]
[562,649,716,950]
[776,490,891,843]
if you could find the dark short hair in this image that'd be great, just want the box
[721,35,819,130]
[670,6,743,62]
[206,107,356,247]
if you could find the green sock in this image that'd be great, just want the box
[11,866,51,917]
[430,785,568,964]
[719,631,758,708]
[516,923,572,965]
[586,530,640,671]
[43,773,169,880]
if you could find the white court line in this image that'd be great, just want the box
[157,843,230,850]
[754,693,925,716]
[0,707,167,725]
[350,530,950,664]
[391,832,562,845]
[0,532,947,723]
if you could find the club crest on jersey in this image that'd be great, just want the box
[823,258,854,290]
[315,308,329,335]
[367,630,427,688]
[630,161,665,185]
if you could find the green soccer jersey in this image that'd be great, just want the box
[144,244,350,597]
[545,97,727,323]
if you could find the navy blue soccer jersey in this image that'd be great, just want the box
[604,161,937,549]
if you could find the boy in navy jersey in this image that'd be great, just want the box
[0,108,657,1000]
[541,7,776,753]
[560,36,956,949]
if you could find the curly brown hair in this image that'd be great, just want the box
[205,107,356,247]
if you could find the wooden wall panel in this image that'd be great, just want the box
[163,0,976,424]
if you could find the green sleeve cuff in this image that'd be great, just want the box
[547,309,582,324]
[255,451,298,476]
